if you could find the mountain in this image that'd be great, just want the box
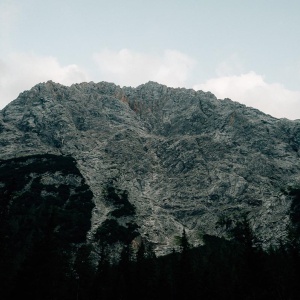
[1,80,300,254]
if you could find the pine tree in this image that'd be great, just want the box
[73,244,95,300]
[177,229,193,300]
[180,229,190,254]
[117,244,134,300]
[91,242,111,300]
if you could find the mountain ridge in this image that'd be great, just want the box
[1,80,300,253]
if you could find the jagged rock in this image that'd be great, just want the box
[1,80,300,254]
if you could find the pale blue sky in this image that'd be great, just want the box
[1,0,300,119]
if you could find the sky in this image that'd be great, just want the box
[1,0,300,119]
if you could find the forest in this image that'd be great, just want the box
[2,208,300,300]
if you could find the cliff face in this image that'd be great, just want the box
[1,80,300,253]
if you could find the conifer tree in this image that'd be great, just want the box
[116,244,134,300]
[180,229,190,254]
[177,229,193,300]
[73,244,95,300]
[91,242,112,300]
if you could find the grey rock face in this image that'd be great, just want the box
[1,80,300,253]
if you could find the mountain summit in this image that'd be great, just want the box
[1,81,300,253]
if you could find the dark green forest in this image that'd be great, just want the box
[2,155,300,299]
[3,218,300,300]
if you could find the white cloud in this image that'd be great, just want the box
[194,72,300,120]
[93,48,196,88]
[0,53,89,109]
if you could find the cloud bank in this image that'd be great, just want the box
[194,72,300,120]
[0,53,89,109]
[93,49,196,88]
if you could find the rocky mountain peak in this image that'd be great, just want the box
[1,81,300,253]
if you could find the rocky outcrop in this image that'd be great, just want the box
[1,80,300,253]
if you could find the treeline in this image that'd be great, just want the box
[2,222,300,300]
